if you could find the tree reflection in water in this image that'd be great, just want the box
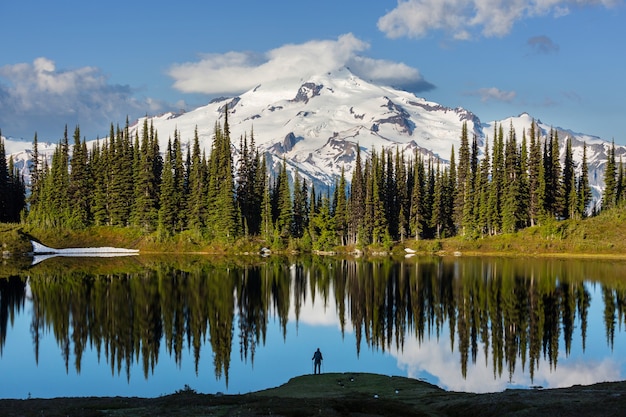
[1,255,626,389]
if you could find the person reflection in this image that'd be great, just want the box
[312,348,323,374]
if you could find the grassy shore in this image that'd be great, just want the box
[3,206,626,258]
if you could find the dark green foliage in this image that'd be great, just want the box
[13,117,603,248]
[603,140,617,210]
[0,132,26,222]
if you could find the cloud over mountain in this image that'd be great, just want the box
[168,33,433,95]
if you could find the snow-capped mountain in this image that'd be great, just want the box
[1,66,620,208]
[127,67,483,189]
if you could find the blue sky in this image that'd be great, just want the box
[1,0,624,143]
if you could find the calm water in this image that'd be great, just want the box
[1,254,625,399]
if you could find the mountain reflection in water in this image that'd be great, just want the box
[0,255,625,397]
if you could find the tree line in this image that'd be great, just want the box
[5,113,626,249]
[0,130,27,222]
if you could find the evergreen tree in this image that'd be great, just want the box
[603,140,617,210]
[527,120,542,226]
[291,169,306,238]
[455,122,470,233]
[577,143,593,218]
[274,159,292,238]
[487,124,505,235]
[260,156,273,242]
[0,134,8,221]
[349,144,366,244]
[6,156,26,221]
[431,161,445,238]
[409,153,426,240]
[311,192,336,251]
[368,150,388,244]
[446,146,457,236]
[617,156,624,205]
[158,139,178,237]
[187,126,207,231]
[501,123,522,233]
[333,167,349,245]
[172,129,185,231]
[562,137,575,219]
[89,139,107,225]
[207,110,239,240]
[395,149,410,241]
[550,129,564,217]
[132,120,159,230]
[68,126,92,227]
[475,137,491,237]
[29,132,42,210]
[109,124,134,226]
[518,129,530,228]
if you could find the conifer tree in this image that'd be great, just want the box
[487,124,505,234]
[395,149,410,241]
[518,129,530,227]
[187,126,207,231]
[461,134,479,236]
[207,110,239,240]
[501,123,522,233]
[349,144,366,244]
[158,139,178,237]
[172,129,185,231]
[260,155,273,242]
[527,120,542,226]
[6,156,26,221]
[455,122,470,233]
[68,126,91,227]
[291,170,307,238]
[90,139,109,225]
[577,143,592,218]
[275,159,292,238]
[409,153,426,239]
[562,137,575,219]
[29,132,41,210]
[333,167,349,245]
[132,120,159,230]
[109,124,134,226]
[446,146,457,235]
[603,140,617,210]
[369,150,388,244]
[0,134,8,221]
[617,156,624,205]
[475,137,491,237]
[550,129,564,217]
[311,192,336,251]
[431,161,445,238]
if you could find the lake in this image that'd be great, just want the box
[1,254,625,398]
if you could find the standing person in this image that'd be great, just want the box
[312,348,323,374]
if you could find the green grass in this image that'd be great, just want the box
[4,206,626,257]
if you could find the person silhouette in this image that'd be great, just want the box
[312,348,323,374]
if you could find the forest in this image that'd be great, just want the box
[0,111,624,251]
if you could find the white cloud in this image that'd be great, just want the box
[168,33,433,95]
[378,0,621,40]
[391,330,622,393]
[0,58,165,141]
[468,87,517,102]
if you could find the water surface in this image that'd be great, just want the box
[1,255,625,398]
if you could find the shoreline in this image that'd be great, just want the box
[0,373,624,416]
